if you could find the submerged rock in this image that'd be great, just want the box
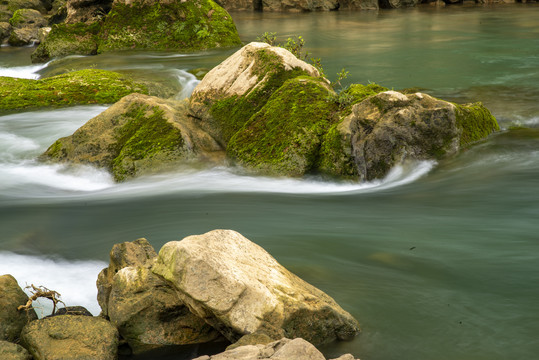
[0,274,37,342]
[20,315,119,360]
[40,93,224,181]
[0,69,148,112]
[152,229,360,345]
[326,91,500,181]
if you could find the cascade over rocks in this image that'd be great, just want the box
[20,315,119,360]
[152,229,361,345]
[40,93,224,182]
[0,274,37,343]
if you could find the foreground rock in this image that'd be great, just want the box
[32,0,242,62]
[0,340,32,360]
[40,93,224,181]
[322,90,500,181]
[0,274,37,342]
[20,315,119,360]
[97,238,220,354]
[0,69,148,112]
[152,229,360,345]
[193,337,359,360]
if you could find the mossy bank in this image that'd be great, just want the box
[0,69,148,112]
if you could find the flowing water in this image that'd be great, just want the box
[1,4,539,360]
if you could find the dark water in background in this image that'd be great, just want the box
[1,4,539,360]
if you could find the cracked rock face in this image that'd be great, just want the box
[152,229,360,345]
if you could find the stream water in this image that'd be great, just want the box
[1,4,538,360]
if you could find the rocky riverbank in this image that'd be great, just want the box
[1,230,361,360]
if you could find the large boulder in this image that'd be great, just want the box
[40,93,224,181]
[98,0,241,52]
[189,42,322,146]
[152,229,360,345]
[338,0,379,9]
[96,238,220,354]
[379,0,420,7]
[0,275,37,342]
[262,0,339,11]
[20,315,119,360]
[0,69,148,112]
[321,90,500,181]
[0,340,32,360]
[0,22,11,42]
[7,8,47,46]
[226,76,339,177]
[65,0,112,24]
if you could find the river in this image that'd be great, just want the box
[1,3,538,360]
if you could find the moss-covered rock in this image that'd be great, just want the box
[0,22,11,42]
[190,42,322,146]
[31,22,100,62]
[98,0,241,52]
[40,93,224,181]
[0,69,148,112]
[227,76,339,176]
[326,90,500,181]
[8,8,45,28]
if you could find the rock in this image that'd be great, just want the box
[40,93,224,181]
[325,91,500,181]
[338,0,378,10]
[37,25,50,42]
[379,0,420,7]
[152,229,360,345]
[7,8,46,45]
[20,315,119,360]
[31,22,100,62]
[8,27,39,45]
[97,238,220,354]
[189,42,321,146]
[329,354,358,360]
[52,306,93,317]
[193,338,326,360]
[107,265,221,354]
[97,238,158,316]
[98,0,241,52]
[0,22,11,43]
[214,0,257,11]
[6,0,51,13]
[262,0,339,11]
[226,76,339,177]
[0,340,32,360]
[0,274,37,342]
[0,69,148,112]
[65,0,112,24]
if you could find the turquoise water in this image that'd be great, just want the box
[1,4,539,360]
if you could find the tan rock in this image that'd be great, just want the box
[0,274,37,342]
[0,340,32,360]
[152,230,360,345]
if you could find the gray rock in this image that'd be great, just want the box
[152,230,360,345]
[193,338,326,360]
[0,274,37,342]
[0,340,32,360]
[20,315,119,360]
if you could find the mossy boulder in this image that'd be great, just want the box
[227,76,339,176]
[65,0,112,24]
[0,22,11,42]
[40,93,224,181]
[98,0,241,52]
[0,69,148,112]
[0,340,32,360]
[31,22,100,62]
[190,42,322,146]
[323,90,500,181]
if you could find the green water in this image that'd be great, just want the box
[1,4,539,360]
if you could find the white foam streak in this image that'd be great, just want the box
[0,252,106,317]
[174,69,200,99]
[0,62,49,79]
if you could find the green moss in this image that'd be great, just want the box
[317,124,358,179]
[210,50,311,144]
[227,76,340,176]
[98,0,241,52]
[8,9,24,27]
[455,102,500,147]
[31,22,101,63]
[0,69,148,112]
[111,104,185,181]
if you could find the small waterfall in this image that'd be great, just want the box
[174,69,200,100]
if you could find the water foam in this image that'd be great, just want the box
[0,63,49,79]
[174,69,200,99]
[0,252,106,317]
